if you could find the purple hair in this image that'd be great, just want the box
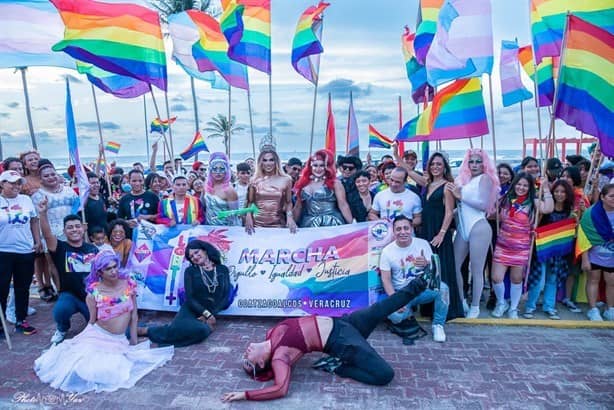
[206,152,231,194]
[454,148,500,215]
[85,250,126,291]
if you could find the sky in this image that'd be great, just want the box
[0,0,579,163]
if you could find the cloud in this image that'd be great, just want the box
[360,112,392,123]
[7,102,19,108]
[77,121,121,131]
[0,112,10,119]
[275,120,292,128]
[171,103,189,112]
[64,74,83,84]
[318,79,372,98]
[33,106,49,111]
[172,95,185,102]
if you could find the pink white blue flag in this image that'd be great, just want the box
[499,40,532,107]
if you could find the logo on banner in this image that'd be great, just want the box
[370,222,389,240]
[134,243,152,263]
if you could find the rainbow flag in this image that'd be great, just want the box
[397,78,488,142]
[518,45,555,107]
[65,79,89,212]
[499,40,532,107]
[575,201,614,259]
[346,93,359,156]
[76,61,149,99]
[555,15,614,157]
[50,0,167,91]
[0,0,75,69]
[291,2,329,85]
[414,0,445,64]
[325,94,336,154]
[187,10,249,90]
[180,131,209,160]
[150,117,176,134]
[535,218,576,262]
[531,0,614,64]
[221,0,271,74]
[402,26,434,104]
[104,141,121,154]
[368,125,393,149]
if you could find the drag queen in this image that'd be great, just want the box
[34,251,174,394]
[202,152,239,226]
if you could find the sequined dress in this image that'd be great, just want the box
[298,185,345,228]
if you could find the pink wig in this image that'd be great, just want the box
[206,152,231,194]
[455,148,500,214]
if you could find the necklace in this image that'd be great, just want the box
[199,266,219,293]
[310,175,325,183]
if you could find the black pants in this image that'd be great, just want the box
[323,281,424,385]
[0,252,35,324]
[147,304,212,348]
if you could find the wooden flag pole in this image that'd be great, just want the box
[90,84,113,198]
[143,95,150,162]
[163,91,175,161]
[19,68,38,150]
[190,76,201,160]
[148,88,171,161]
[246,80,257,159]
[488,75,497,163]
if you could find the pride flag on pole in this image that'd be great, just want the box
[180,131,210,160]
[368,125,393,149]
[575,201,614,260]
[51,0,167,91]
[518,45,555,107]
[76,61,149,99]
[535,218,576,262]
[499,40,532,107]
[151,117,176,134]
[554,15,614,156]
[291,2,329,85]
[402,26,434,104]
[104,141,121,154]
[414,0,445,64]
[65,78,89,212]
[325,94,336,154]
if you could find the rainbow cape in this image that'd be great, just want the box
[575,199,614,260]
[291,1,329,85]
[517,45,555,107]
[530,0,614,64]
[180,131,209,160]
[397,78,488,142]
[220,0,271,74]
[105,141,121,154]
[535,218,576,262]
[368,125,393,149]
[77,61,149,99]
[150,117,176,134]
[402,26,434,104]
[50,0,167,91]
[158,195,203,225]
[554,15,614,157]
[414,0,445,64]
[187,9,249,90]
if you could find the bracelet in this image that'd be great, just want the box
[202,310,212,319]
[439,229,447,234]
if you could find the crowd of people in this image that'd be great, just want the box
[0,141,612,399]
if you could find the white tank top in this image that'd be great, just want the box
[460,174,486,237]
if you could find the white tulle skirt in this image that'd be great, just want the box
[34,324,174,394]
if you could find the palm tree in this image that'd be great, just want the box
[149,0,220,24]
[204,114,244,157]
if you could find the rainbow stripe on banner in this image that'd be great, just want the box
[397,78,489,142]
[151,117,176,134]
[50,0,167,91]
[187,10,249,90]
[535,218,576,262]
[414,0,445,64]
[518,45,555,107]
[291,1,329,85]
[221,0,271,74]
[555,15,614,157]
[368,125,393,149]
[530,0,614,64]
[105,141,121,154]
[180,131,209,160]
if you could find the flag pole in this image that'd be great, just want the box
[246,80,256,159]
[228,86,232,157]
[143,95,150,162]
[549,13,572,163]
[397,95,405,157]
[148,88,171,161]
[19,68,38,150]
[488,75,496,162]
[520,101,527,158]
[309,78,319,156]
[190,76,201,161]
[90,84,113,199]
[163,91,176,162]
[345,91,352,155]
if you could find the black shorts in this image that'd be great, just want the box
[590,263,614,273]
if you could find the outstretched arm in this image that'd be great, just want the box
[223,357,293,402]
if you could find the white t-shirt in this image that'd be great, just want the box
[32,186,78,240]
[379,238,433,290]
[236,183,249,209]
[372,188,422,222]
[0,194,37,253]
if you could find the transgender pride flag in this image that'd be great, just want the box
[499,40,532,107]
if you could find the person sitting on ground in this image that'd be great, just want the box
[369,167,422,227]
[138,240,234,347]
[379,215,449,342]
[221,274,435,402]
[34,251,174,393]
[37,197,98,345]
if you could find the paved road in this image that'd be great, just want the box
[1,300,613,410]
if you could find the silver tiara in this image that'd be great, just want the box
[259,134,276,152]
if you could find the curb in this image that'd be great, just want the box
[448,317,614,329]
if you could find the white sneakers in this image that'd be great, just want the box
[50,329,66,344]
[462,299,469,316]
[466,306,480,319]
[603,307,614,321]
[432,324,446,343]
[491,301,510,318]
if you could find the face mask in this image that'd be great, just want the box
[122,183,132,193]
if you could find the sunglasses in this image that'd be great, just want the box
[342,165,355,171]
[198,167,206,171]
[210,166,227,173]
[468,160,483,165]
[243,358,256,379]
[291,166,302,171]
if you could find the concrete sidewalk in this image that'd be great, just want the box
[1,299,613,410]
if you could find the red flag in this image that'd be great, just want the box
[325,93,336,154]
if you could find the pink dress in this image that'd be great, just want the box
[493,204,532,267]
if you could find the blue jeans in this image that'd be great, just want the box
[53,292,90,332]
[526,263,557,313]
[388,282,449,326]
